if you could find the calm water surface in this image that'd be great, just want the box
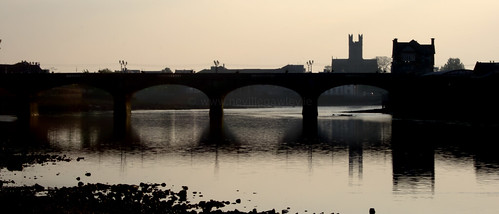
[1,106,499,214]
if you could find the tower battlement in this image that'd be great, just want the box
[348,34,363,60]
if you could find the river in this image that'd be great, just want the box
[1,106,499,214]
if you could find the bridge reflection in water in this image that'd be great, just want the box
[3,108,499,214]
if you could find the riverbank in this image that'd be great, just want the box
[0,182,283,214]
[0,152,282,213]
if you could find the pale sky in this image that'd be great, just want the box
[1,0,498,72]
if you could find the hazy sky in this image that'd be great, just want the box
[1,0,498,72]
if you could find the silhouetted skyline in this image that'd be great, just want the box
[1,0,498,72]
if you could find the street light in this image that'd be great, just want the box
[306,60,314,72]
[119,60,128,73]
[213,60,220,73]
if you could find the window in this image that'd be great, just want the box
[402,53,416,62]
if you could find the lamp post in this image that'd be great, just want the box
[213,60,220,73]
[119,60,128,73]
[306,60,314,72]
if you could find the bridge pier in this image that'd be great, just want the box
[301,94,319,138]
[302,95,318,121]
[15,94,39,120]
[113,93,132,122]
[209,95,225,124]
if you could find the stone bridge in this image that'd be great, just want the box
[1,73,498,122]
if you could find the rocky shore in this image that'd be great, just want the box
[0,182,284,214]
[0,154,300,214]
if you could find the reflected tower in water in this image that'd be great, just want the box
[391,120,435,194]
[318,115,392,185]
[349,142,363,186]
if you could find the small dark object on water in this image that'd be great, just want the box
[76,177,80,181]
[369,208,376,214]
[76,157,84,161]
[85,172,91,177]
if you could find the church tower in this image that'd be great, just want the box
[348,34,363,60]
[332,34,377,73]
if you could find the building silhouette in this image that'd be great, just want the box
[331,34,378,73]
[391,38,435,75]
[473,61,499,76]
[327,34,381,97]
[197,64,305,73]
[0,61,48,74]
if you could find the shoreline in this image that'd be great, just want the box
[0,154,313,214]
[0,182,282,214]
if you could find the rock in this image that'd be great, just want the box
[85,172,91,177]
[178,189,187,201]
[34,183,44,191]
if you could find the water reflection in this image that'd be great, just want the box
[2,108,499,213]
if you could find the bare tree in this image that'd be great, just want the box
[376,56,391,73]
[323,65,332,73]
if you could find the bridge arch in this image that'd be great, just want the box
[318,84,389,108]
[224,85,302,108]
[36,84,114,114]
[132,84,209,110]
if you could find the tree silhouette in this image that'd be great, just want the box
[98,68,113,73]
[376,56,392,73]
[162,67,172,73]
[440,58,465,71]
